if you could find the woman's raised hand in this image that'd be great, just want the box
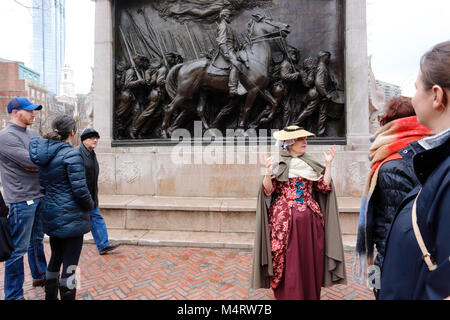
[262,153,275,176]
[323,145,336,166]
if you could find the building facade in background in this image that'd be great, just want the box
[375,80,402,106]
[0,58,48,133]
[0,58,90,151]
[55,64,77,119]
[368,56,402,134]
[30,0,66,95]
[53,64,91,145]
[59,64,75,97]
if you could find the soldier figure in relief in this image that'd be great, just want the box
[116,54,149,138]
[295,51,335,136]
[216,8,249,96]
[130,53,178,139]
[252,47,300,127]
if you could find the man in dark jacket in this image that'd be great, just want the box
[76,128,120,255]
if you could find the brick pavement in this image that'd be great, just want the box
[0,243,374,300]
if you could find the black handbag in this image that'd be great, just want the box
[0,216,14,262]
[0,191,7,218]
[0,192,13,262]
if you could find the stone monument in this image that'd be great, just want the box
[92,0,371,247]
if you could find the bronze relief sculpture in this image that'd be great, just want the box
[113,0,345,141]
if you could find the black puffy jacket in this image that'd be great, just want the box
[29,137,95,238]
[369,157,419,268]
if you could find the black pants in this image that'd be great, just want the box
[47,236,83,283]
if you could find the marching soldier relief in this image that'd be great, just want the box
[113,0,345,140]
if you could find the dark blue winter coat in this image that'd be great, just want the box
[370,158,419,269]
[29,137,94,238]
[379,130,450,300]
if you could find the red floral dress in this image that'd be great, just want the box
[264,176,332,289]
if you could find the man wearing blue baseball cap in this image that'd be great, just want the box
[0,97,47,300]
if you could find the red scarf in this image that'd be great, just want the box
[368,116,433,184]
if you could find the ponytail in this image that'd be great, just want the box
[44,115,76,141]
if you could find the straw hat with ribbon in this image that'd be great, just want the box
[273,126,315,141]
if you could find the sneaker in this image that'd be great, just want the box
[99,242,120,255]
[32,279,45,287]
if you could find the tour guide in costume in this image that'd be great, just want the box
[252,126,347,299]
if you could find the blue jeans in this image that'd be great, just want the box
[89,207,110,252]
[4,199,47,300]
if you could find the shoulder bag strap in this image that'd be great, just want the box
[412,189,437,271]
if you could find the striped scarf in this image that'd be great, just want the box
[353,116,433,285]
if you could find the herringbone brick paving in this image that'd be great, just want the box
[0,243,374,300]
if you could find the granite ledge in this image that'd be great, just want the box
[98,194,361,213]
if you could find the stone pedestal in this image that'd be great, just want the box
[94,144,369,198]
[93,0,113,147]
[345,0,371,150]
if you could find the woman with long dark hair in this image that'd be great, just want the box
[29,115,94,300]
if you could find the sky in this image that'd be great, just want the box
[366,0,450,96]
[0,0,95,94]
[0,0,449,96]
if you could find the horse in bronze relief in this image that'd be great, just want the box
[162,14,291,137]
